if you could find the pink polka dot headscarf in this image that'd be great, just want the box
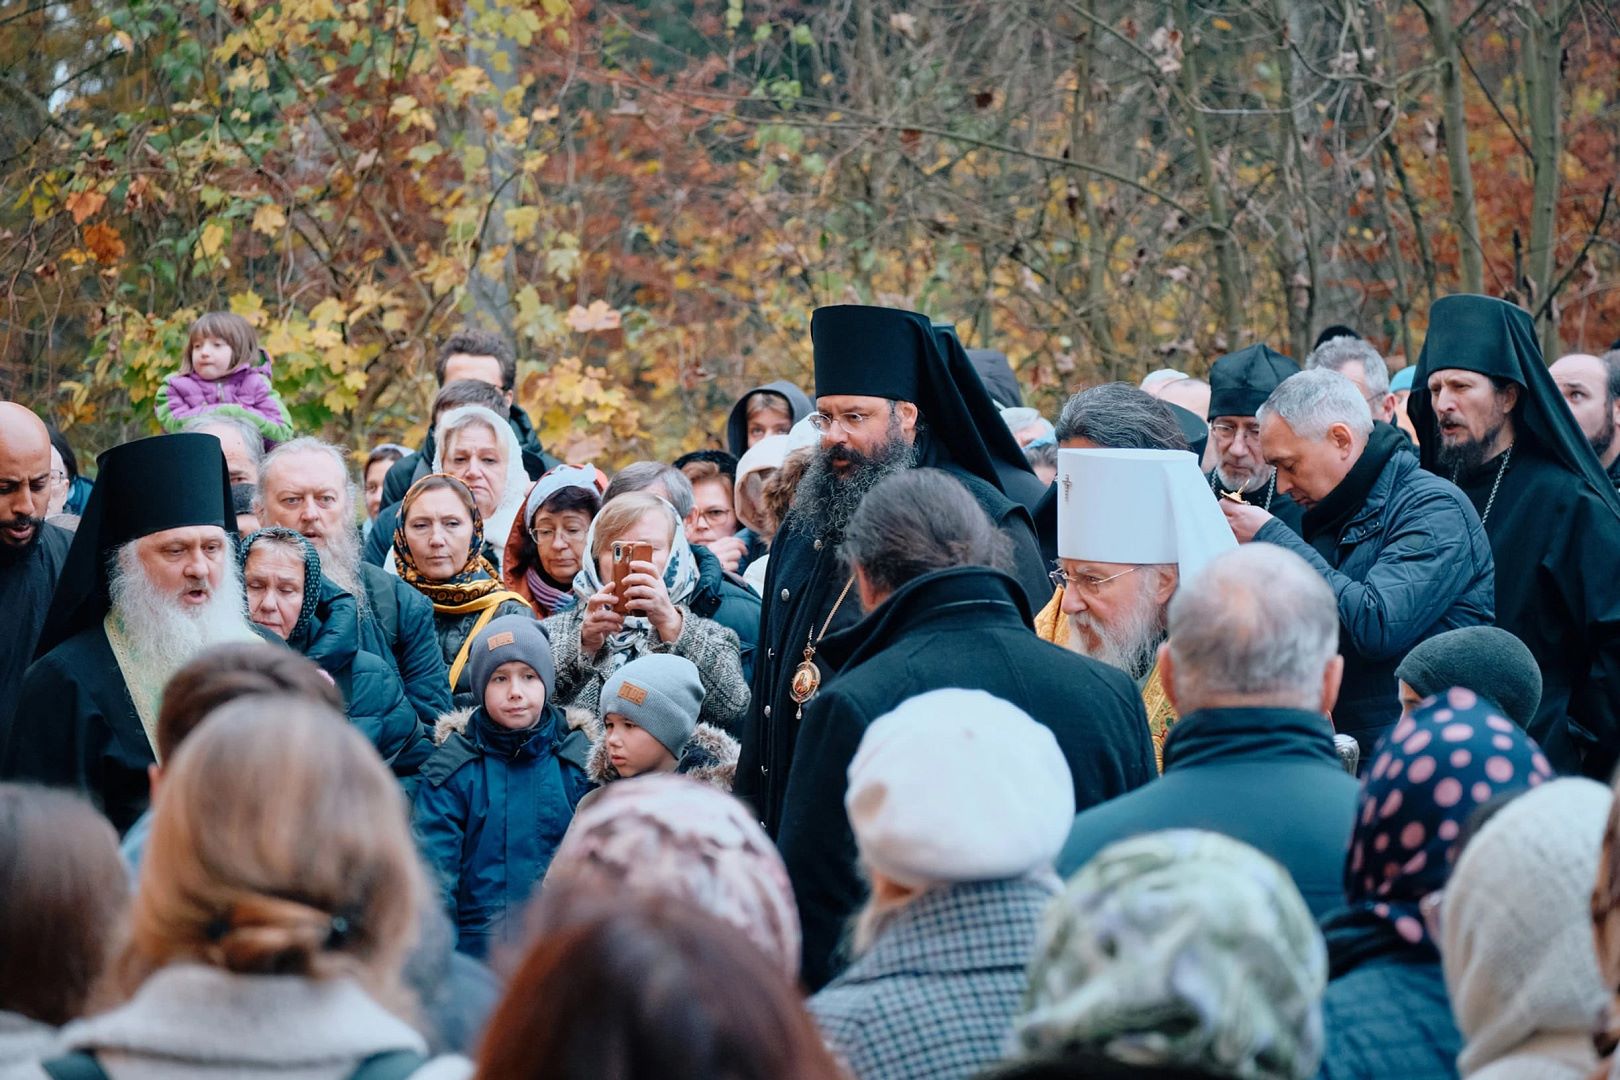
[1347,686,1554,950]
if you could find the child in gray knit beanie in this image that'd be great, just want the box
[599,654,706,778]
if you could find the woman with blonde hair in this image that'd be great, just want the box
[29,696,470,1079]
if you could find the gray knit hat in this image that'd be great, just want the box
[469,614,555,705]
[1395,626,1542,731]
[600,654,704,757]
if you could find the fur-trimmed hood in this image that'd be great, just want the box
[581,712,738,792]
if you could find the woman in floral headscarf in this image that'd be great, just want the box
[393,473,533,708]
[541,490,748,731]
[1318,687,1554,1080]
[991,829,1326,1080]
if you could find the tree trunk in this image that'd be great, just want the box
[1521,0,1565,357]
[1423,0,1486,293]
[1175,0,1245,346]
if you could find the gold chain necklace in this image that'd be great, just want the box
[789,574,857,716]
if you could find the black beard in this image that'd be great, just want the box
[1435,420,1506,476]
[0,514,44,563]
[1593,411,1616,460]
[790,427,917,539]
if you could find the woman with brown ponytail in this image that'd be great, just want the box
[23,696,470,1080]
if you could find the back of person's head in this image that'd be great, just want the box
[1165,544,1339,713]
[840,467,1010,597]
[760,447,813,534]
[182,413,264,467]
[1013,830,1324,1080]
[435,329,516,390]
[477,902,843,1080]
[0,785,128,1026]
[125,695,421,1000]
[1056,383,1189,450]
[431,378,510,423]
[156,643,343,763]
[603,460,695,519]
[1443,778,1611,1076]
[538,775,800,976]
[1395,626,1542,731]
[1312,324,1361,349]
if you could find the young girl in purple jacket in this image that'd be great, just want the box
[156,311,294,444]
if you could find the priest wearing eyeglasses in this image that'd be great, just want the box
[1206,344,1307,536]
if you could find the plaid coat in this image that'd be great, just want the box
[808,877,1058,1080]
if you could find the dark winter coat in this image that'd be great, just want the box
[0,521,71,729]
[574,712,739,816]
[779,566,1157,991]
[430,598,535,710]
[295,582,432,780]
[1257,443,1495,760]
[413,704,592,960]
[688,542,761,682]
[358,562,454,724]
[1316,912,1462,1080]
[1058,706,1359,918]
[725,379,813,457]
[738,465,1052,839]
[379,403,558,512]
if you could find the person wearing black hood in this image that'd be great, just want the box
[736,305,1050,836]
[378,329,560,510]
[1205,344,1307,536]
[0,434,266,832]
[0,403,73,732]
[1409,293,1620,778]
[725,379,812,457]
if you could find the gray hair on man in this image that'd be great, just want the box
[181,414,264,469]
[257,436,357,513]
[1258,369,1373,442]
[1305,335,1391,400]
[1165,543,1340,712]
[603,460,696,519]
[1055,383,1189,451]
[256,437,365,601]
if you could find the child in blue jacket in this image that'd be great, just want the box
[414,614,592,960]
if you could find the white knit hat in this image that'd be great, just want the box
[845,689,1075,888]
[1442,777,1611,1077]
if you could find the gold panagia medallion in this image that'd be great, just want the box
[789,653,821,704]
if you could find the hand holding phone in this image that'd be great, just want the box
[610,541,654,615]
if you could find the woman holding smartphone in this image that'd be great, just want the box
[543,491,749,731]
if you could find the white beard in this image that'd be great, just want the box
[1064,575,1167,682]
[108,546,254,677]
[314,524,366,609]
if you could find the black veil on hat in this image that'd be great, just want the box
[1207,344,1299,419]
[35,433,237,658]
[1408,294,1620,518]
[809,305,1040,508]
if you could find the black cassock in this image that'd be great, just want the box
[1453,443,1620,778]
[0,522,71,731]
[735,464,1049,836]
[2,623,154,834]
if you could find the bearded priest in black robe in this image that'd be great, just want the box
[1409,294,1620,777]
[736,306,1051,834]
[0,434,264,831]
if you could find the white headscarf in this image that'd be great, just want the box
[573,495,699,675]
[432,405,530,569]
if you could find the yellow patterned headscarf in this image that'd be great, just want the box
[392,473,505,614]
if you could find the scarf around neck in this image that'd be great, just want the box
[572,499,699,672]
[525,565,576,615]
[392,474,506,613]
[1302,422,1407,559]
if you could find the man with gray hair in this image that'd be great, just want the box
[1221,368,1493,756]
[1307,333,1398,425]
[1057,543,1359,917]
[258,436,451,722]
[181,413,263,486]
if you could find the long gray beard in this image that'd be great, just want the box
[790,428,917,539]
[316,525,367,613]
[108,546,253,676]
[1064,577,1167,682]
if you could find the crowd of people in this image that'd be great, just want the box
[0,295,1618,1078]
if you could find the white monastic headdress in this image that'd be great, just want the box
[1056,448,1236,582]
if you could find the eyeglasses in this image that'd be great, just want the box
[689,508,733,526]
[807,410,881,435]
[1210,420,1262,443]
[1049,565,1140,595]
[531,523,588,544]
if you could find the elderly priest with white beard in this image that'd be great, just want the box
[0,433,265,832]
[1051,447,1235,769]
